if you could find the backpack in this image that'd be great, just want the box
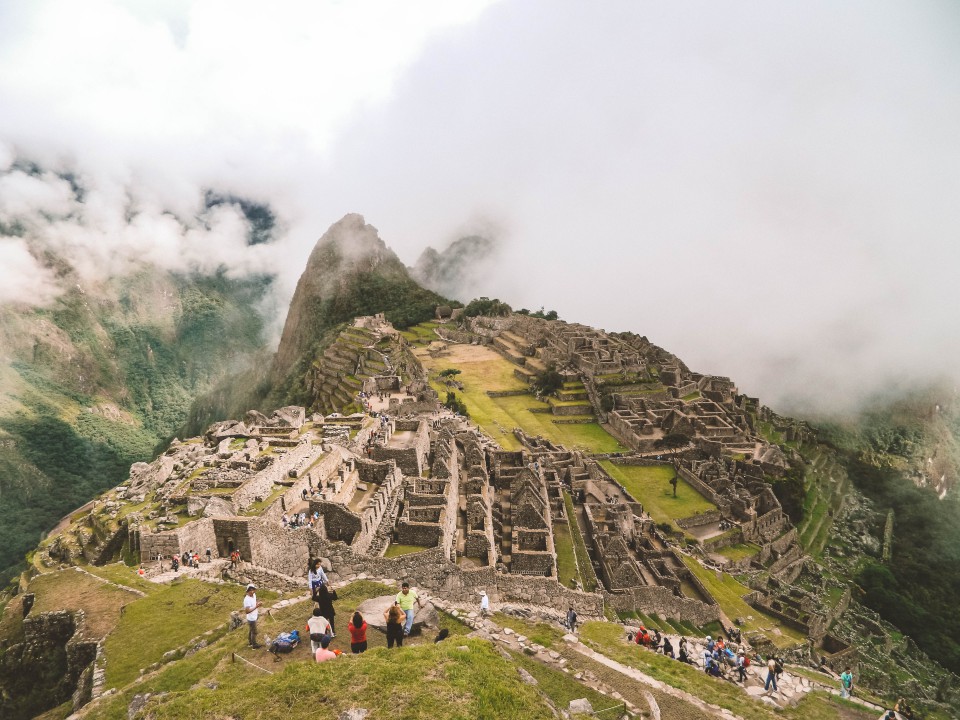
[270,630,300,655]
[744,656,751,667]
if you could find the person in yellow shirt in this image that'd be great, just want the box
[395,582,423,636]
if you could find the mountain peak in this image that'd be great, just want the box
[271,214,445,387]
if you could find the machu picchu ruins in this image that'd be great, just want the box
[39,308,850,667]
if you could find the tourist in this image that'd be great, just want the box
[315,584,337,635]
[480,590,490,616]
[735,650,748,682]
[840,667,854,699]
[662,636,675,659]
[678,639,694,664]
[242,584,263,649]
[308,558,329,602]
[764,656,778,692]
[306,607,333,653]
[137,565,146,578]
[348,611,368,654]
[171,554,179,572]
[385,601,406,648]
[396,582,422,636]
[205,547,212,563]
[566,607,578,632]
[314,635,338,663]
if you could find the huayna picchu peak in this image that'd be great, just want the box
[2,222,959,720]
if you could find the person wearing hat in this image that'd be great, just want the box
[242,583,263,649]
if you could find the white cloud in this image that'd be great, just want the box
[1,0,958,414]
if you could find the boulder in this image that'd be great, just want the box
[568,698,593,714]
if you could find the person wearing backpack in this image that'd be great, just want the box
[736,650,748,682]
[764,656,778,692]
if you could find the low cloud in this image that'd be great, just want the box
[1,1,958,415]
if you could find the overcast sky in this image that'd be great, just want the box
[1,0,958,415]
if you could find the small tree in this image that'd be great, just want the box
[533,364,564,397]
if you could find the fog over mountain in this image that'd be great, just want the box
[2,0,959,414]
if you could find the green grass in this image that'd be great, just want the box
[418,346,624,453]
[783,691,882,720]
[384,544,429,557]
[552,520,581,588]
[600,461,716,531]
[103,579,278,689]
[562,492,599,592]
[680,556,805,648]
[101,639,557,720]
[492,612,565,648]
[83,562,161,594]
[509,650,611,711]
[715,543,761,562]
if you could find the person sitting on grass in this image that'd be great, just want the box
[314,635,338,663]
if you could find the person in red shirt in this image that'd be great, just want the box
[348,611,368,654]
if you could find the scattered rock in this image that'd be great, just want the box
[339,710,369,720]
[128,693,151,719]
[568,698,593,714]
[518,668,538,685]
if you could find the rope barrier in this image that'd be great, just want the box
[232,652,275,675]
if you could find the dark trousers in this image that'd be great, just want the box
[248,620,258,647]
[387,624,404,648]
[351,641,368,654]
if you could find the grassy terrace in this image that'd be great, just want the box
[716,542,762,562]
[383,543,429,557]
[562,491,599,592]
[552,519,581,588]
[599,461,715,532]
[680,556,806,648]
[416,344,624,453]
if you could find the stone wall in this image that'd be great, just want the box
[140,518,216,562]
[603,585,722,625]
[246,521,320,577]
[371,421,429,476]
[310,500,362,544]
[233,441,317,512]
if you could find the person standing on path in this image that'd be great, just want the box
[764,656,778,692]
[384,602,405,648]
[242,584,263,649]
[480,590,489,616]
[396,582,422,636]
[736,650,748,682]
[840,667,854,699]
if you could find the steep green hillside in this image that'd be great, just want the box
[0,270,272,584]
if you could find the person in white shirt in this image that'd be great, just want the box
[306,607,333,652]
[480,590,489,616]
[242,584,263,648]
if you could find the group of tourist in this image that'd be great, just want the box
[167,548,213,571]
[242,557,426,662]
[281,511,319,530]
